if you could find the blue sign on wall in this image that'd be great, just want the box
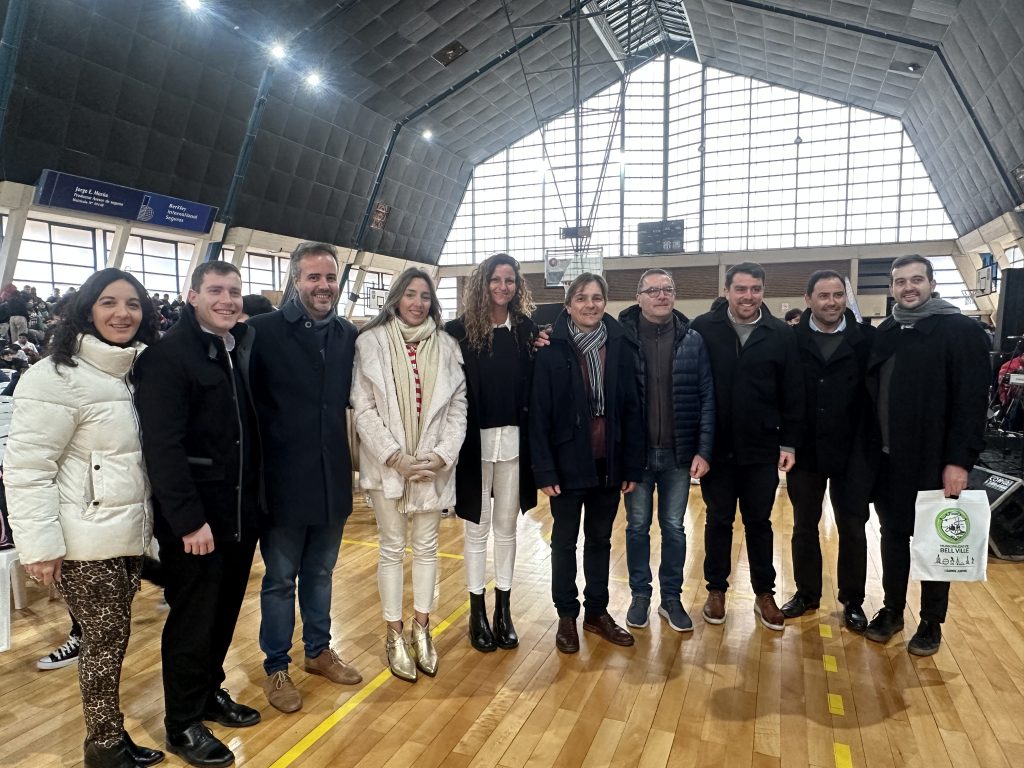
[34,170,218,234]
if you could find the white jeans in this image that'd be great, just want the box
[464,458,519,594]
[370,491,441,622]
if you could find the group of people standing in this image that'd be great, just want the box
[4,246,990,768]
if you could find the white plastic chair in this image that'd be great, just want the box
[0,548,27,652]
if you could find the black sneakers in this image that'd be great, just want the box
[907,619,942,656]
[865,607,905,643]
[36,634,81,670]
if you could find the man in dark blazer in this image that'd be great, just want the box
[781,270,875,632]
[690,262,804,631]
[863,255,989,656]
[247,242,362,714]
[135,261,262,768]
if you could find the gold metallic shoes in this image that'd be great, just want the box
[386,624,417,683]
[410,617,438,677]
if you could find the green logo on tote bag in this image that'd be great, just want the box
[936,507,970,544]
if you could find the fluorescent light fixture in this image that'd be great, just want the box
[270,44,286,60]
[305,72,322,87]
[184,0,202,10]
[422,129,433,140]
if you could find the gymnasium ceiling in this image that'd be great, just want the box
[0,0,1021,264]
[682,0,1024,237]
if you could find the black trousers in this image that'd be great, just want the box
[873,458,950,623]
[549,485,621,618]
[700,461,778,595]
[158,532,257,731]
[786,467,869,606]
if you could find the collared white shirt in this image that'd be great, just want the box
[808,315,847,334]
[480,313,518,462]
[199,323,236,353]
[727,306,762,325]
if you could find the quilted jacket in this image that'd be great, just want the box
[5,334,152,563]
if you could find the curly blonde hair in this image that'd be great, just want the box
[461,253,535,353]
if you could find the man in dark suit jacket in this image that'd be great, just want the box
[781,271,875,632]
[247,242,362,714]
[863,255,989,656]
[690,262,804,631]
[134,261,262,768]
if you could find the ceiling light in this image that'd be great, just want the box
[183,0,202,10]
[906,62,921,73]
[270,44,286,60]
[305,72,322,87]
[422,129,433,140]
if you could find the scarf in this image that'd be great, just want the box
[568,318,607,416]
[385,316,439,512]
[891,296,961,327]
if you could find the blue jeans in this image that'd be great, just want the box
[259,520,345,674]
[624,448,690,602]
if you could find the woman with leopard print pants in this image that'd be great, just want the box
[6,269,164,768]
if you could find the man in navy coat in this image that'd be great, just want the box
[247,242,362,713]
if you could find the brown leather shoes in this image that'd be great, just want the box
[583,613,635,647]
[555,617,580,654]
[304,648,363,685]
[754,593,785,631]
[703,590,726,624]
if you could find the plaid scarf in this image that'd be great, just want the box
[568,318,607,416]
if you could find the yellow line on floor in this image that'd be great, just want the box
[833,742,853,768]
[819,624,833,638]
[823,654,838,673]
[828,692,845,716]
[342,537,464,560]
[269,585,481,768]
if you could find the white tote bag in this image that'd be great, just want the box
[910,489,991,582]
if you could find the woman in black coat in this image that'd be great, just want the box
[530,273,645,654]
[445,253,538,652]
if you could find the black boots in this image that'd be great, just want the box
[493,588,519,649]
[468,591,497,652]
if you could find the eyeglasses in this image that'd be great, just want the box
[639,287,676,297]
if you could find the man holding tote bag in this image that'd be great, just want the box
[863,255,990,656]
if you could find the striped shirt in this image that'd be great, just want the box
[405,342,422,415]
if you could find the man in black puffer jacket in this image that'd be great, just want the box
[618,269,714,634]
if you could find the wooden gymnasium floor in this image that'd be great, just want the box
[2,483,1023,768]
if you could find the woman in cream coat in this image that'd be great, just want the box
[5,268,163,768]
[353,268,467,682]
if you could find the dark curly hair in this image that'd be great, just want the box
[48,268,161,369]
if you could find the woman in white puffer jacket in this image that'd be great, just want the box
[353,268,467,684]
[5,268,163,768]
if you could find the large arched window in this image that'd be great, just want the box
[440,56,954,264]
